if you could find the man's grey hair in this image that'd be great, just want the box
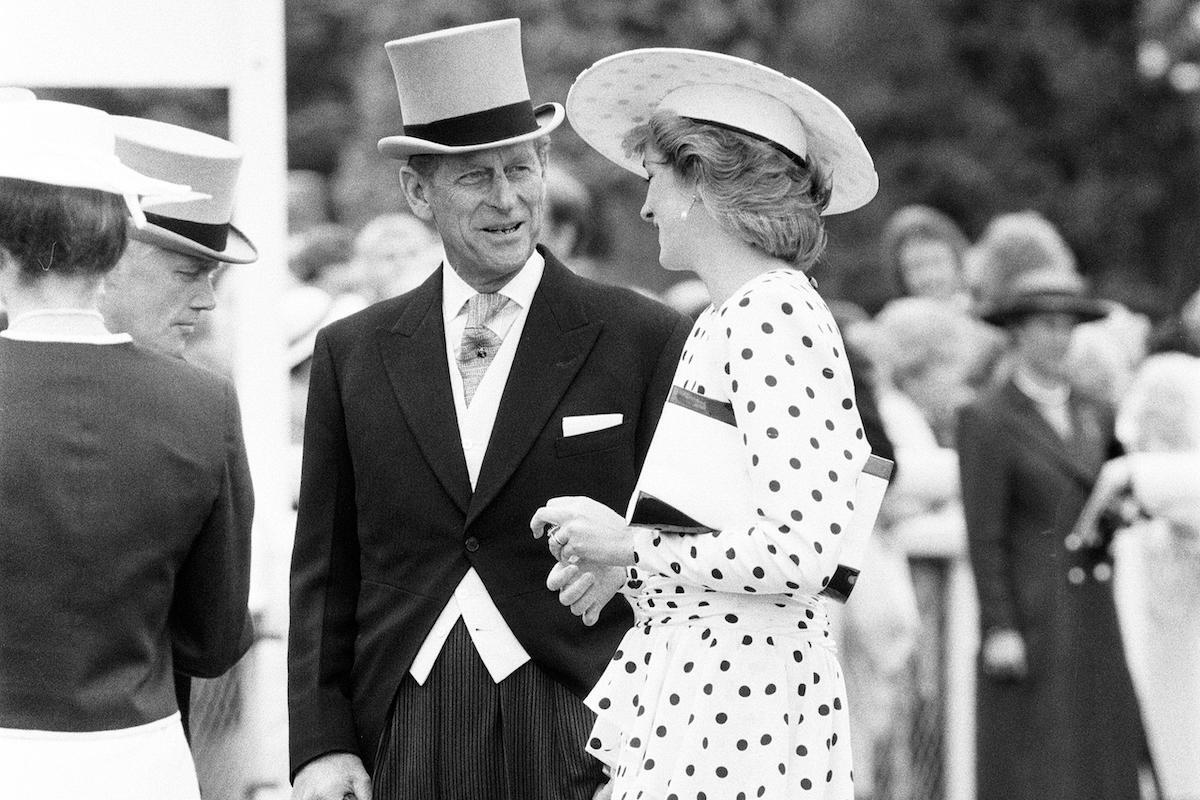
[406,136,552,179]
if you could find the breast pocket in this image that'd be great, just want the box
[554,422,628,457]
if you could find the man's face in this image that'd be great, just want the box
[401,141,546,292]
[99,240,220,358]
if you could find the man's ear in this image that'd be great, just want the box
[398,166,435,223]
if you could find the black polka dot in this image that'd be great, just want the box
[761,322,773,333]
[782,302,793,314]
[741,348,753,359]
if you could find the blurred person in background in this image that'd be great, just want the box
[0,99,253,800]
[94,115,260,736]
[879,204,971,307]
[288,169,333,236]
[316,212,441,302]
[542,161,609,284]
[957,269,1144,800]
[1079,353,1200,800]
[1147,284,1200,356]
[287,20,690,800]
[1065,303,1151,408]
[288,221,356,285]
[842,296,999,799]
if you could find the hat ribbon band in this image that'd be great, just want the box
[681,116,808,169]
[403,100,540,147]
[144,211,229,252]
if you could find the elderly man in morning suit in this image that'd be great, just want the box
[287,19,692,800]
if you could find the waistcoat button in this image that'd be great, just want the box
[465,536,480,552]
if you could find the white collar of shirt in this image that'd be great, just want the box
[1013,366,1070,407]
[0,308,131,344]
[441,249,544,335]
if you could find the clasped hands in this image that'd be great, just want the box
[530,496,637,626]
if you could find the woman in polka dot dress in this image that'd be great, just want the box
[532,49,879,800]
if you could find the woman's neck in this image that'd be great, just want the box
[691,239,789,307]
[0,273,104,320]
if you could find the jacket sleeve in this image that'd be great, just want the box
[288,329,363,777]
[170,379,255,678]
[956,402,1018,633]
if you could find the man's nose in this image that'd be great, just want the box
[489,173,517,210]
[192,276,217,311]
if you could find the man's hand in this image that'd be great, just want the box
[592,779,614,800]
[547,561,626,626]
[292,752,372,800]
[981,628,1028,681]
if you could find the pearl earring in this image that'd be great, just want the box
[680,195,700,220]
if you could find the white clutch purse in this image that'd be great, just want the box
[627,385,893,602]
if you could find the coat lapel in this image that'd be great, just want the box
[467,251,601,525]
[994,379,1098,487]
[375,267,472,514]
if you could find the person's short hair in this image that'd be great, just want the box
[622,109,830,269]
[0,177,128,281]
[406,136,552,180]
[879,204,969,295]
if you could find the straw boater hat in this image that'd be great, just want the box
[980,269,1108,328]
[566,48,877,216]
[377,19,564,159]
[112,116,258,264]
[0,99,201,219]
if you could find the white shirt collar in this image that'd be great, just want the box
[441,249,545,325]
[1013,365,1070,407]
[0,308,131,344]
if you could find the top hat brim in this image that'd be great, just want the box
[981,294,1108,327]
[130,220,258,265]
[565,48,877,216]
[378,102,564,160]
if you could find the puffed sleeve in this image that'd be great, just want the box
[630,277,870,596]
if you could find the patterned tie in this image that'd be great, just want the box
[457,292,511,406]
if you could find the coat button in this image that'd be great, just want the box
[465,537,480,552]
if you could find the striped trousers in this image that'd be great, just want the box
[372,619,605,800]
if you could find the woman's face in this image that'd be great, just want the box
[1013,312,1077,381]
[899,237,960,299]
[640,145,700,272]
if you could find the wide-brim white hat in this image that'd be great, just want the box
[378,19,564,160]
[113,116,257,264]
[0,100,204,215]
[566,48,877,215]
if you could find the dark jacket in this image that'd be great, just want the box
[287,248,691,776]
[0,339,254,731]
[957,378,1143,800]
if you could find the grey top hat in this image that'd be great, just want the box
[377,19,564,160]
[980,270,1108,327]
[112,116,258,265]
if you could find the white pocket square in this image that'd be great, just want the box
[562,413,623,437]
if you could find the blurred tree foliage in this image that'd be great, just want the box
[287,0,1200,313]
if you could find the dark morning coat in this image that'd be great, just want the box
[0,339,254,731]
[957,378,1143,800]
[287,248,692,777]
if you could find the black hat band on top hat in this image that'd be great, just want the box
[682,116,809,169]
[144,211,230,252]
[403,100,540,148]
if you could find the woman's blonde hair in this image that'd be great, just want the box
[623,110,830,269]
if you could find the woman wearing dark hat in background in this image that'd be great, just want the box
[957,269,1145,800]
[532,49,878,799]
[879,203,971,307]
[0,99,254,799]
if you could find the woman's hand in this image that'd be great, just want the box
[531,496,636,567]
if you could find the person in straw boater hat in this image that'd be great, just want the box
[958,268,1146,800]
[98,116,258,359]
[0,98,253,800]
[287,19,691,800]
[529,47,878,799]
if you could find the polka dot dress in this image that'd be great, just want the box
[586,269,869,800]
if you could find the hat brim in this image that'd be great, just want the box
[378,102,564,160]
[982,296,1109,327]
[0,154,207,206]
[565,48,877,216]
[130,221,258,265]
